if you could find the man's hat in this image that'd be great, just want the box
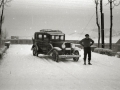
[85,34,89,36]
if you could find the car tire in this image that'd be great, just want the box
[33,47,38,56]
[52,50,59,62]
[73,50,79,61]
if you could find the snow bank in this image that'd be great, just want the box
[0,46,7,58]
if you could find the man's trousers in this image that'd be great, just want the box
[84,47,91,63]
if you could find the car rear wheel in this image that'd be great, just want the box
[33,47,38,56]
[52,50,59,62]
[73,51,79,61]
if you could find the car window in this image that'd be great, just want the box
[52,36,54,39]
[43,35,49,40]
[55,36,59,40]
[60,36,64,40]
[51,35,64,40]
[44,35,47,38]
[38,34,42,39]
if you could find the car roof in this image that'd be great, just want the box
[35,29,65,35]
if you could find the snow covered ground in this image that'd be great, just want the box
[0,45,120,90]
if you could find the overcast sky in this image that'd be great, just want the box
[2,0,120,38]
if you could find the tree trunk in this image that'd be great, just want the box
[95,2,100,48]
[0,0,4,46]
[109,1,112,49]
[100,0,105,48]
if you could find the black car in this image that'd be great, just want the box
[31,29,81,62]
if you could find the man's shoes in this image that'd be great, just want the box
[84,63,86,65]
[88,63,92,65]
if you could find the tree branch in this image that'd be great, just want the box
[96,0,99,5]
[108,0,111,2]
[0,0,12,8]
[113,0,120,6]
[4,0,12,4]
[0,0,4,8]
[107,0,120,8]
[105,2,110,6]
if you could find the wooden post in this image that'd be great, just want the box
[100,0,104,48]
[109,0,112,49]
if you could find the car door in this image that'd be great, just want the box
[35,34,43,52]
[42,34,50,54]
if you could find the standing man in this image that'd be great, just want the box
[80,34,94,65]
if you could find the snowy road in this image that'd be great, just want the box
[0,45,120,90]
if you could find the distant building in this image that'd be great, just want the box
[116,39,120,44]
[115,39,120,52]
[102,39,120,52]
[11,36,19,39]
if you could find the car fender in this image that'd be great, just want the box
[31,45,38,51]
[31,45,35,50]
[53,47,62,51]
[73,47,81,53]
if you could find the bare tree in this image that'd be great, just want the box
[0,0,12,34]
[0,0,4,35]
[0,0,12,46]
[2,29,8,39]
[107,0,120,49]
[95,0,101,48]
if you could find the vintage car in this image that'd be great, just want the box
[31,29,81,62]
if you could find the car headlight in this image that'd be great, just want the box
[71,43,75,48]
[62,44,65,49]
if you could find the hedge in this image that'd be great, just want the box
[116,52,120,58]
[94,48,113,56]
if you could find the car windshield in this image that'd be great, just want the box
[51,35,64,41]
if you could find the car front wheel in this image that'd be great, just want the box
[52,50,59,62]
[73,50,79,61]
[33,47,38,56]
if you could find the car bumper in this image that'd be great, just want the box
[59,55,81,58]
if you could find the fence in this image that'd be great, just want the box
[2,39,33,44]
[1,39,80,45]
[1,39,120,52]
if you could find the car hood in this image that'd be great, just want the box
[51,41,71,48]
[51,41,64,48]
